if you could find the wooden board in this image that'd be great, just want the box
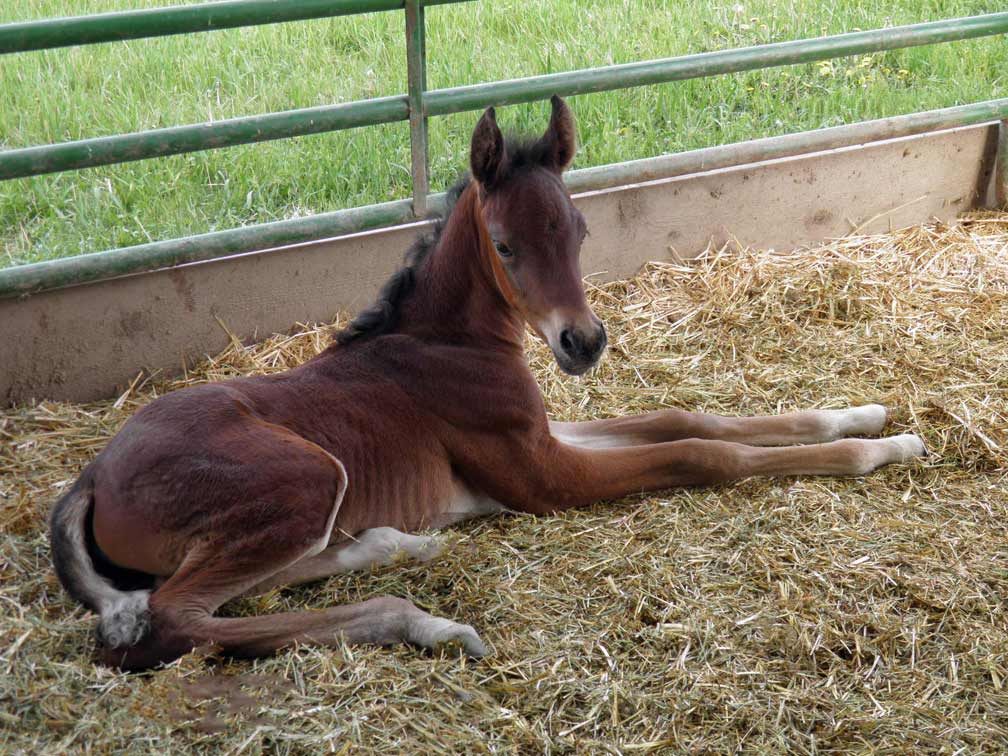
[1,122,999,404]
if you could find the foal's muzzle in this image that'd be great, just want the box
[554,322,607,376]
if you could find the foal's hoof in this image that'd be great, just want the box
[409,535,446,563]
[857,433,928,474]
[435,623,489,658]
[357,527,445,567]
[888,433,928,462]
[407,614,488,658]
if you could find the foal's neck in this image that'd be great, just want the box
[402,185,524,349]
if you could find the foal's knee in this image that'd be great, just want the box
[672,439,750,484]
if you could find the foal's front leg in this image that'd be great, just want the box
[550,404,889,449]
[246,527,443,596]
[507,429,925,515]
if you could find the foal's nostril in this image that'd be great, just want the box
[594,324,608,355]
[560,329,574,354]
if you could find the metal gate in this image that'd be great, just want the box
[1,2,1007,298]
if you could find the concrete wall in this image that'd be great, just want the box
[1,122,998,404]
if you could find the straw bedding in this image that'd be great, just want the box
[2,212,1007,754]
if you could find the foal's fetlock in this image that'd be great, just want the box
[100,632,198,672]
[817,404,888,440]
[836,404,888,437]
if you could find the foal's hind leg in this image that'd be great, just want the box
[104,528,484,670]
[105,584,485,671]
[550,404,890,448]
[104,511,480,670]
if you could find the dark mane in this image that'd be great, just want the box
[333,137,548,346]
[333,177,469,346]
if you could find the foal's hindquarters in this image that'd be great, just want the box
[77,381,490,670]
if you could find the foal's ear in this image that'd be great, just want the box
[538,95,576,173]
[470,107,506,189]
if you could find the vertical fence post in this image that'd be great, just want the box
[405,0,429,218]
[997,120,1008,209]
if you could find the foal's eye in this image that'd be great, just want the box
[494,241,514,259]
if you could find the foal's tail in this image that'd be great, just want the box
[49,474,151,649]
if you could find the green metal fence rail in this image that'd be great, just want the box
[1,5,1007,298]
[5,12,1008,183]
[0,0,465,54]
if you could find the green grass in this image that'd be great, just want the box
[1,0,1006,267]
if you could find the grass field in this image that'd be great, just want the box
[1,0,1006,267]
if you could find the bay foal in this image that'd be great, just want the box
[51,97,925,670]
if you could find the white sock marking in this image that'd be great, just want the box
[335,527,442,572]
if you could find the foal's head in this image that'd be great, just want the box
[469,96,606,376]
